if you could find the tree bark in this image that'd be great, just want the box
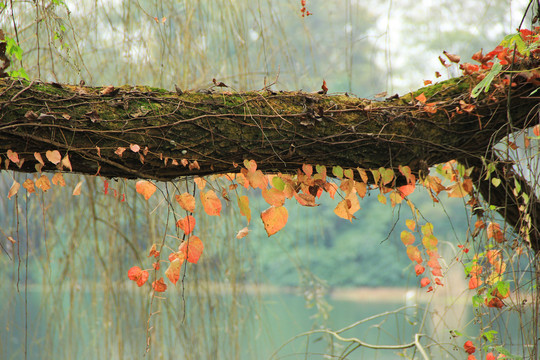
[0,76,539,249]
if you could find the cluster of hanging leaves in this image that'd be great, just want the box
[3,29,539,301]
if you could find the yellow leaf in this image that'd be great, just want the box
[400,231,415,245]
[237,195,251,223]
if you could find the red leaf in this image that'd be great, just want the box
[414,264,425,276]
[152,277,167,292]
[176,215,196,235]
[321,79,328,94]
[463,341,475,354]
[179,236,204,263]
[420,277,431,287]
[128,266,149,287]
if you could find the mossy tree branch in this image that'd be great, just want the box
[0,75,539,249]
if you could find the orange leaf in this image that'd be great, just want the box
[165,258,183,285]
[443,50,460,63]
[262,188,286,207]
[534,124,540,137]
[115,147,126,157]
[406,219,416,231]
[130,144,140,152]
[7,150,19,164]
[52,172,66,186]
[8,180,20,199]
[152,277,167,292]
[261,206,288,236]
[45,150,61,164]
[136,180,156,200]
[487,222,504,242]
[179,236,204,263]
[236,227,250,239]
[400,231,415,245]
[406,245,422,263]
[415,93,427,103]
[35,175,51,192]
[420,277,431,287]
[200,190,222,216]
[468,276,481,289]
[237,195,251,223]
[176,215,196,235]
[34,152,44,166]
[302,164,313,177]
[355,182,367,198]
[22,179,35,194]
[175,192,196,212]
[62,154,72,171]
[415,264,425,276]
[72,181,83,195]
[333,193,360,221]
[294,192,318,207]
[194,177,207,190]
[148,244,160,258]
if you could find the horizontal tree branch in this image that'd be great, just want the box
[0,75,539,251]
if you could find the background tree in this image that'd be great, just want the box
[0,1,538,360]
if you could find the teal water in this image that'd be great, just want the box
[0,285,531,359]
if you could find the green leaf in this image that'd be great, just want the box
[271,176,285,191]
[491,178,501,187]
[495,346,523,360]
[472,294,483,307]
[496,280,510,298]
[6,37,23,60]
[332,166,343,179]
[481,330,497,342]
[471,62,502,98]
